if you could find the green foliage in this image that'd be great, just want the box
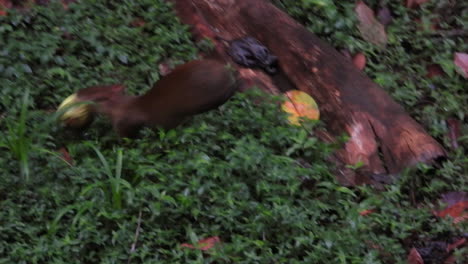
[0,0,197,112]
[0,0,466,263]
[1,90,32,181]
[82,144,132,211]
[274,0,359,48]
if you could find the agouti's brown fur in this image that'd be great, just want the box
[76,59,238,137]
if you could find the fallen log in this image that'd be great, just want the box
[172,0,446,185]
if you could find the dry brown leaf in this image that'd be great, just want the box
[359,209,375,216]
[131,17,146,27]
[355,1,388,48]
[447,238,466,252]
[408,247,424,264]
[434,191,468,224]
[58,147,74,166]
[426,64,444,78]
[445,238,467,263]
[446,118,460,149]
[414,18,439,32]
[453,214,468,224]
[406,0,430,9]
[158,61,173,76]
[0,0,11,16]
[0,0,11,8]
[181,236,221,251]
[436,201,468,219]
[454,52,468,78]
[444,255,456,264]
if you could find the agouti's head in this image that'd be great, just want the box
[57,84,128,128]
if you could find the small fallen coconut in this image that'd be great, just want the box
[57,93,95,128]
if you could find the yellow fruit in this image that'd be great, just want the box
[57,93,94,128]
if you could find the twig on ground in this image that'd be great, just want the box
[127,210,143,264]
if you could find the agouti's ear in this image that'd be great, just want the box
[77,84,126,101]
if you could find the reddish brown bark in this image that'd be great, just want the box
[173,0,446,185]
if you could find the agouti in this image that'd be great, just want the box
[64,59,238,137]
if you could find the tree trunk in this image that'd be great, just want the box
[172,0,446,185]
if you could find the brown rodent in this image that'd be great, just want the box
[75,59,238,137]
